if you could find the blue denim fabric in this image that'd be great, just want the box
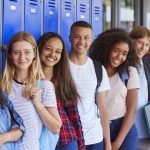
[0,93,25,150]
[0,106,18,150]
[110,117,139,150]
[86,141,104,150]
[55,140,78,150]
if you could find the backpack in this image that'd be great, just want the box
[93,60,129,104]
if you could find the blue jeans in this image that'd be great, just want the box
[55,140,78,150]
[110,117,139,150]
[86,141,104,150]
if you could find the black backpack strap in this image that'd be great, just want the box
[93,60,103,104]
[119,70,129,87]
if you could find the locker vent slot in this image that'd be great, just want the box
[9,0,18,2]
[80,4,86,12]
[30,0,38,5]
[48,0,56,8]
[94,7,100,15]
[65,1,71,10]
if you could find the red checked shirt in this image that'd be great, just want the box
[56,97,86,150]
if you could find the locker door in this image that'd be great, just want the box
[60,0,75,52]
[76,0,90,22]
[44,0,58,33]
[2,0,22,70]
[91,0,103,39]
[24,0,42,40]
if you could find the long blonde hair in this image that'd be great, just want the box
[1,32,45,98]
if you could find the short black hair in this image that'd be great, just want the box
[70,21,92,32]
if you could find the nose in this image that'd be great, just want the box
[79,37,85,44]
[49,50,55,57]
[19,52,25,60]
[117,53,122,59]
[141,43,147,50]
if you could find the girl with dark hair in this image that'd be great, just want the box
[90,29,139,150]
[0,71,25,150]
[37,32,85,150]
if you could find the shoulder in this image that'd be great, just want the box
[128,66,138,76]
[37,79,54,89]
[127,66,139,89]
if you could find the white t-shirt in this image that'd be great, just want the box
[135,62,149,139]
[70,57,110,145]
[9,80,57,150]
[106,66,139,120]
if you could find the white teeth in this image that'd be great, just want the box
[77,45,84,49]
[113,60,120,64]
[47,58,55,62]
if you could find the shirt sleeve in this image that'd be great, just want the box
[127,66,139,90]
[66,103,86,150]
[39,80,57,108]
[98,65,110,92]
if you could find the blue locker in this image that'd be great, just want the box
[60,0,75,52]
[91,0,103,39]
[76,0,90,22]
[44,0,58,33]
[2,0,22,70]
[24,0,41,40]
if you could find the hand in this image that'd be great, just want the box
[105,143,112,150]
[30,87,42,106]
[0,133,9,145]
[111,142,120,150]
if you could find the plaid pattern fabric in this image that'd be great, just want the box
[56,97,85,150]
[143,58,150,101]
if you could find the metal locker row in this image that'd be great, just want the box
[0,0,103,69]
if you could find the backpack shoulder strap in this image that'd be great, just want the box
[92,60,103,105]
[93,59,103,89]
[119,70,129,87]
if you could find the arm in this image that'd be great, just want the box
[66,103,86,150]
[97,91,111,150]
[112,88,138,149]
[0,128,22,145]
[31,87,62,134]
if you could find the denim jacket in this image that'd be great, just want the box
[0,93,25,150]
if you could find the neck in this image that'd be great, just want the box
[15,70,29,83]
[42,66,53,80]
[106,66,116,77]
[69,50,88,65]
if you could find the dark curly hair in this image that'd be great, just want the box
[90,28,139,73]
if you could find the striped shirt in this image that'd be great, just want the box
[9,80,57,150]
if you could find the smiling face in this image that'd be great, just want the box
[108,41,129,70]
[69,27,93,55]
[40,37,63,68]
[11,41,35,72]
[134,37,150,59]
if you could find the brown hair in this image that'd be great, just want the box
[37,32,80,106]
[130,26,150,40]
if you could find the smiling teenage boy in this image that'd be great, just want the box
[69,21,111,150]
